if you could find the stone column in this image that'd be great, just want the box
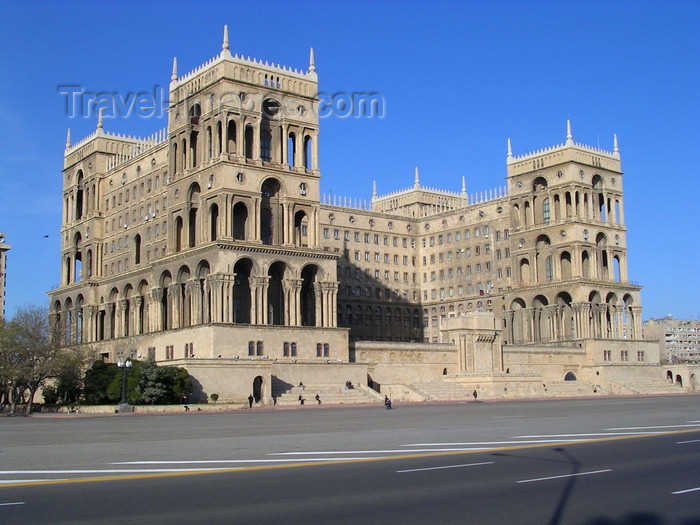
[188,278,202,325]
[169,284,182,329]
[133,297,143,335]
[150,288,163,332]
[105,303,114,340]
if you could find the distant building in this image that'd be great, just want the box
[0,233,10,321]
[644,317,700,363]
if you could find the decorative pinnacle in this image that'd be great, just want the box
[566,119,573,145]
[613,133,619,154]
[65,128,71,149]
[414,166,420,188]
[507,137,513,158]
[372,180,377,200]
[222,25,229,51]
[461,176,467,195]
[171,57,178,81]
[309,47,315,72]
[97,108,104,129]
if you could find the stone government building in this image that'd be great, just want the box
[48,28,698,404]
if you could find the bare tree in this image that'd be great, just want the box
[0,305,74,414]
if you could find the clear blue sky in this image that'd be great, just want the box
[0,0,698,321]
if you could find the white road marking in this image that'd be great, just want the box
[677,439,700,444]
[403,440,590,446]
[113,458,381,465]
[0,502,25,506]
[517,469,612,484]
[672,486,700,495]
[514,432,665,438]
[268,448,489,456]
[605,424,700,431]
[397,461,493,473]
[0,479,65,484]
[0,468,234,475]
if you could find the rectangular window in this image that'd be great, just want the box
[248,341,255,356]
[323,343,330,357]
[283,342,290,357]
[291,342,297,356]
[256,341,263,356]
[323,228,329,239]
[316,343,322,357]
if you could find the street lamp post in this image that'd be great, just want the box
[117,359,133,413]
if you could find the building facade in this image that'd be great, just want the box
[0,233,10,321]
[48,29,683,402]
[644,317,700,363]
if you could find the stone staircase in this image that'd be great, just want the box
[273,384,382,406]
[544,380,602,397]
[611,380,686,395]
[409,382,472,401]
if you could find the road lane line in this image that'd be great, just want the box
[517,469,611,484]
[514,432,665,438]
[0,479,65,484]
[677,439,700,444]
[268,448,489,456]
[113,458,382,465]
[397,461,493,473]
[0,502,25,506]
[0,468,234,475]
[403,440,591,446]
[672,486,700,495]
[605,424,700,431]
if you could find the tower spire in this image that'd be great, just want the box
[461,175,466,195]
[96,108,104,135]
[65,128,71,149]
[566,119,573,145]
[372,180,377,201]
[613,133,619,157]
[414,166,420,188]
[507,137,512,158]
[221,25,231,58]
[309,47,315,72]
[171,57,178,82]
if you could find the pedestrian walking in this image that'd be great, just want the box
[299,393,305,405]
[315,393,322,405]
[248,394,254,408]
[472,389,478,402]
[384,395,392,410]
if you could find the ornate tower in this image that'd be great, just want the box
[503,122,642,345]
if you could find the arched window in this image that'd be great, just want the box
[542,198,550,224]
[564,372,577,381]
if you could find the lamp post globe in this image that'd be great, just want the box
[117,359,133,411]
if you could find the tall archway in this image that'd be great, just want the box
[532,295,549,343]
[267,261,287,325]
[253,376,263,402]
[233,258,252,324]
[294,210,309,247]
[300,265,319,326]
[232,202,248,240]
[261,179,282,246]
[556,292,574,340]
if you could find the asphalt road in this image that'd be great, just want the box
[1,396,700,524]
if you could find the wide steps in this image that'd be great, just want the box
[274,385,380,406]
[545,380,600,397]
[410,382,472,401]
